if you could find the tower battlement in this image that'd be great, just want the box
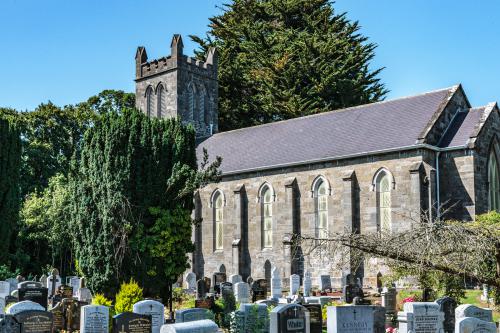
[135,34,218,140]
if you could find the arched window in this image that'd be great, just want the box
[199,87,206,129]
[157,84,166,118]
[146,86,154,117]
[261,185,273,248]
[264,260,272,285]
[488,143,500,211]
[314,179,328,238]
[187,84,195,122]
[376,171,392,233]
[213,191,224,250]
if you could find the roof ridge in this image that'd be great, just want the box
[210,85,459,138]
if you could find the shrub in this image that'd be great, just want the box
[115,279,143,314]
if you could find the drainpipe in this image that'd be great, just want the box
[435,151,441,222]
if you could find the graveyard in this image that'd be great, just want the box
[1,267,499,333]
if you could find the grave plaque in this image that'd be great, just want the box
[6,301,44,316]
[14,310,53,333]
[175,308,212,323]
[49,302,64,332]
[251,279,268,302]
[270,304,309,333]
[194,298,214,310]
[304,304,322,333]
[435,296,457,333]
[160,319,219,333]
[0,314,21,333]
[18,287,48,310]
[397,302,444,333]
[320,275,332,291]
[455,317,496,333]
[133,300,164,333]
[455,304,492,323]
[112,312,152,333]
[327,305,378,333]
[80,305,109,333]
[290,274,300,296]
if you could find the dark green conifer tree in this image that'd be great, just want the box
[193,0,387,131]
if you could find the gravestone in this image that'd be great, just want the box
[16,283,42,290]
[46,270,61,298]
[327,305,381,333]
[246,276,253,285]
[62,298,83,332]
[221,284,236,313]
[6,279,17,294]
[69,277,81,297]
[381,287,397,314]
[435,296,457,333]
[184,273,196,291]
[0,314,21,333]
[112,312,152,333]
[160,319,219,333]
[455,317,496,333]
[397,302,444,333]
[0,283,10,299]
[175,308,212,323]
[270,304,309,333]
[77,278,93,304]
[133,300,165,333]
[38,276,47,289]
[196,280,207,300]
[455,304,492,322]
[343,284,355,304]
[17,285,48,310]
[373,306,386,333]
[14,310,53,333]
[194,298,214,310]
[203,278,211,293]
[234,282,250,304]
[211,273,226,294]
[319,275,331,291]
[303,271,312,297]
[229,274,242,286]
[303,304,322,333]
[49,302,64,332]
[251,279,268,302]
[80,305,109,333]
[289,275,300,297]
[231,303,269,333]
[271,267,282,300]
[0,298,5,315]
[6,301,44,315]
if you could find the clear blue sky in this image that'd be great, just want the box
[0,0,498,111]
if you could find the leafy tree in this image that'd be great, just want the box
[192,0,387,131]
[70,108,220,298]
[19,174,72,274]
[84,90,135,115]
[0,112,21,266]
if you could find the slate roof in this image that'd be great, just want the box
[439,107,486,148]
[197,86,468,175]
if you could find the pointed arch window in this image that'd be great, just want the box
[261,185,273,248]
[146,86,154,117]
[199,88,206,128]
[157,85,166,118]
[313,177,329,238]
[376,171,392,233]
[213,191,224,250]
[187,84,195,122]
[488,143,500,211]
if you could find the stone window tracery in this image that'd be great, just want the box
[157,84,166,118]
[146,86,154,117]
[213,191,224,250]
[314,179,328,238]
[376,171,392,233]
[261,186,273,248]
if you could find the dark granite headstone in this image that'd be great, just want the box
[251,279,268,302]
[18,287,48,310]
[196,279,207,300]
[212,273,226,294]
[436,296,457,333]
[112,312,152,333]
[49,302,64,332]
[203,277,211,293]
[0,315,21,333]
[343,284,355,304]
[14,311,53,333]
[303,304,322,333]
[270,304,309,333]
[62,298,82,332]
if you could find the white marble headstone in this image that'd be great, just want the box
[78,287,93,304]
[398,302,444,333]
[133,300,165,333]
[234,282,250,304]
[160,319,219,333]
[455,317,496,333]
[80,305,109,333]
[303,271,312,297]
[290,274,300,296]
[0,281,10,298]
[455,304,493,322]
[184,272,196,290]
[229,274,242,286]
[327,305,377,333]
[70,277,81,297]
[6,300,45,315]
[271,267,282,299]
[46,274,61,296]
[6,278,17,293]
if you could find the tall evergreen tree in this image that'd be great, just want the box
[193,0,387,131]
[0,112,21,265]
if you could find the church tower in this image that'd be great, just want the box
[135,34,218,140]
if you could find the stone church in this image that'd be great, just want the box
[135,35,500,289]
